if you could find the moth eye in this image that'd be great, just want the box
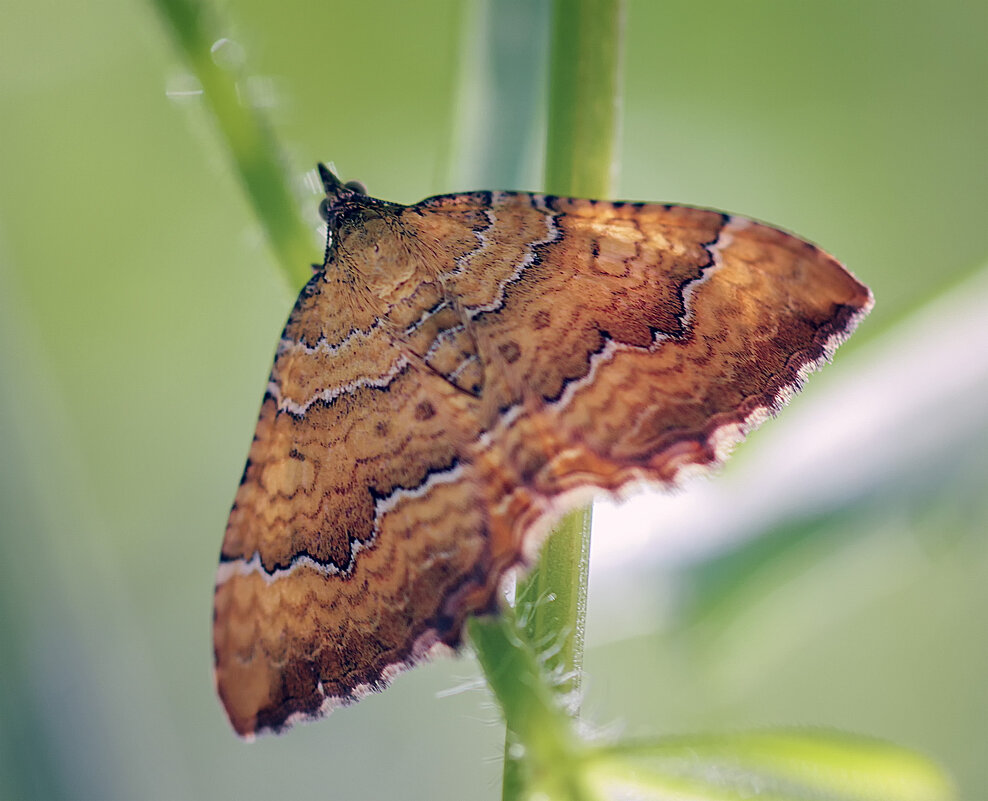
[318,198,332,223]
[344,180,367,195]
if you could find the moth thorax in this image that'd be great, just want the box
[338,216,418,301]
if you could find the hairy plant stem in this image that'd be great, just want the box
[469,2,625,799]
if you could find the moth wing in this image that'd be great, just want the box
[213,265,497,737]
[413,191,872,556]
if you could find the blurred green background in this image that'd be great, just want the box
[1,1,985,799]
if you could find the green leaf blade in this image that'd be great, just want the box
[589,730,955,801]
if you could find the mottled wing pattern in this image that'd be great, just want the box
[214,179,872,737]
[408,191,872,555]
[214,266,495,737]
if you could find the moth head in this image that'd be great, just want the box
[317,163,370,229]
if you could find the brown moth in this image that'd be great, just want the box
[213,164,872,737]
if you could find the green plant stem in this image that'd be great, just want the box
[153,0,317,291]
[544,0,625,199]
[502,507,593,800]
[520,0,624,708]
[467,614,600,801]
[518,507,592,703]
[518,0,625,708]
[469,2,624,800]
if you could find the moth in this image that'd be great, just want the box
[214,164,872,737]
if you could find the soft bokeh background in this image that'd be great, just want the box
[1,1,985,799]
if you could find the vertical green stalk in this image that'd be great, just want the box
[543,0,625,199]
[505,507,593,800]
[152,0,317,291]
[468,613,599,801]
[470,2,625,800]
[519,0,625,707]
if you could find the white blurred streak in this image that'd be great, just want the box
[303,167,323,195]
[164,73,203,100]
[590,264,988,576]
[209,37,245,70]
